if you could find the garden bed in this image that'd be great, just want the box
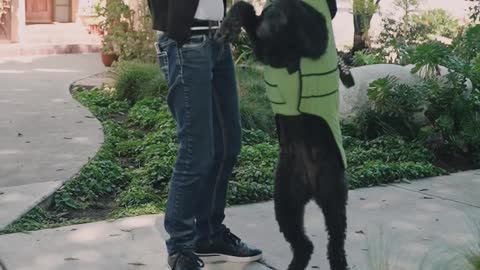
[2,0,480,234]
[0,60,464,234]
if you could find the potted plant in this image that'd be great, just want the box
[95,0,133,66]
[100,35,119,67]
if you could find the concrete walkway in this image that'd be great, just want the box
[0,54,105,229]
[0,171,478,270]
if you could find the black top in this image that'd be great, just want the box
[147,0,337,47]
[147,0,227,46]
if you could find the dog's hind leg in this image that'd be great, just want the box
[312,165,348,270]
[274,115,315,270]
[274,149,313,270]
[317,173,348,270]
[301,115,349,270]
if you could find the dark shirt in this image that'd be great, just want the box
[147,0,227,46]
[147,0,337,46]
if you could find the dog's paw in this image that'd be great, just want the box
[215,16,242,42]
[338,55,355,88]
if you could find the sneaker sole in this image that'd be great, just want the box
[195,253,263,263]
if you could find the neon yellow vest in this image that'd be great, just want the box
[263,0,346,167]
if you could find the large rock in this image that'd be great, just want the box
[405,64,473,93]
[339,64,422,121]
[339,63,473,124]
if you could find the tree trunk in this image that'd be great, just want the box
[351,0,381,53]
[352,14,374,53]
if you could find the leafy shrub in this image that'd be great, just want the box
[360,23,480,170]
[108,203,164,219]
[118,0,157,62]
[127,98,166,130]
[349,161,445,188]
[365,76,426,137]
[375,4,461,65]
[352,50,385,66]
[242,129,275,145]
[236,66,275,133]
[410,9,461,39]
[345,136,446,187]
[117,183,162,207]
[129,110,177,188]
[115,138,142,157]
[345,136,436,165]
[452,24,480,64]
[14,43,480,233]
[114,61,167,103]
[54,153,125,210]
[231,31,255,65]
[228,143,278,205]
[424,76,480,157]
[75,89,129,120]
[96,0,156,62]
[410,41,451,78]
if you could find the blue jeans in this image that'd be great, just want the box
[156,34,242,255]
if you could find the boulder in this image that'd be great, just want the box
[339,64,422,121]
[339,63,473,125]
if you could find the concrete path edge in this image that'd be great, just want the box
[0,72,107,231]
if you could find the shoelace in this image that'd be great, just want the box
[175,252,205,269]
[222,228,242,245]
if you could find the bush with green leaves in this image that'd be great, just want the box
[6,56,472,234]
[228,143,278,205]
[410,9,461,39]
[231,31,255,65]
[358,23,480,169]
[114,61,168,103]
[410,41,452,78]
[345,135,446,187]
[360,76,426,138]
[374,2,463,65]
[236,66,275,133]
[118,0,157,62]
[352,50,385,67]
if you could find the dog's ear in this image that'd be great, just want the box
[295,3,329,59]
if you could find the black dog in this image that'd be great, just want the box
[274,114,348,270]
[215,0,354,87]
[216,0,351,269]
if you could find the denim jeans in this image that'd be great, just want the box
[156,34,242,255]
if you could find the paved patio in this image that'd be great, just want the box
[0,54,105,230]
[0,171,478,270]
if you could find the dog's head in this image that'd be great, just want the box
[256,4,289,41]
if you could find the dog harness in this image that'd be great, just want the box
[263,0,346,167]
